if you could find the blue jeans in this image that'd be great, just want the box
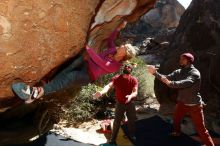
[43,56,91,95]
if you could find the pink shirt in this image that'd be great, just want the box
[86,30,122,81]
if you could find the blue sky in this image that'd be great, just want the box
[177,0,192,8]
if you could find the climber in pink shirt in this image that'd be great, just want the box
[12,20,138,103]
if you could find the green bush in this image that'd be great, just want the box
[65,84,102,124]
[130,57,155,100]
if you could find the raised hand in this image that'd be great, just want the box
[93,91,102,100]
[147,65,157,74]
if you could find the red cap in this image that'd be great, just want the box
[181,53,194,63]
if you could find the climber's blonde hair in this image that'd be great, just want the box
[123,43,139,61]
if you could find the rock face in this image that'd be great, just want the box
[0,0,100,99]
[0,0,156,144]
[155,0,220,123]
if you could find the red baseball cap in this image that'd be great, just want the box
[181,53,194,63]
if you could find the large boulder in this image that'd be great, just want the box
[154,0,220,127]
[0,0,155,100]
[0,0,100,99]
[0,0,156,144]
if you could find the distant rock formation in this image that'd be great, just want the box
[142,0,184,28]
[122,0,185,41]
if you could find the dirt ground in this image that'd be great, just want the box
[51,97,160,146]
[50,96,220,146]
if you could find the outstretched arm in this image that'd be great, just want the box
[147,65,180,80]
[86,20,127,58]
[100,20,127,57]
[147,65,199,88]
[162,73,199,88]
[106,29,119,49]
[93,81,114,99]
[107,20,127,48]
